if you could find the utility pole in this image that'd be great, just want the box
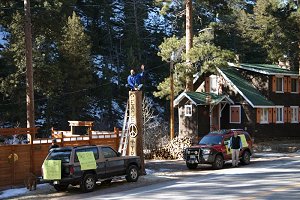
[170,52,175,140]
[24,0,35,131]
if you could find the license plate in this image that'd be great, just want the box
[190,155,195,159]
[53,181,60,184]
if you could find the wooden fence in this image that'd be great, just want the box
[0,128,120,190]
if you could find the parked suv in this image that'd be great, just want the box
[184,129,253,170]
[41,145,141,192]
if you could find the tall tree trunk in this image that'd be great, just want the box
[24,0,35,130]
[133,0,142,61]
[185,0,193,91]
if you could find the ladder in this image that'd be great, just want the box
[118,101,130,156]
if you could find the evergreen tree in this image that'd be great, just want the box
[235,0,300,65]
[58,12,94,124]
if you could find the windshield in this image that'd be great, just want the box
[47,149,71,163]
[199,135,223,145]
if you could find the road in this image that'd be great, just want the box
[5,153,300,200]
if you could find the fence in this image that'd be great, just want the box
[0,127,120,190]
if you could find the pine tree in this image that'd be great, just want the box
[59,12,94,121]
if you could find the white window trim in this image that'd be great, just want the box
[260,108,269,124]
[291,106,299,123]
[275,77,284,93]
[290,78,299,94]
[185,105,192,117]
[276,106,284,124]
[229,105,241,124]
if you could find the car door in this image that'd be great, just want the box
[100,147,126,177]
[223,134,232,160]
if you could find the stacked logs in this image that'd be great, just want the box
[147,136,193,160]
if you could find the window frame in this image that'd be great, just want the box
[291,78,299,94]
[229,105,241,124]
[291,106,299,123]
[276,106,284,124]
[260,108,269,124]
[74,147,99,163]
[185,105,192,117]
[101,147,118,158]
[276,77,284,93]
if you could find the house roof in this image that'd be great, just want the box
[217,67,275,108]
[229,63,299,76]
[174,92,234,107]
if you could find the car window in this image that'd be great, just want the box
[199,135,223,145]
[102,147,118,158]
[74,147,99,163]
[47,149,71,163]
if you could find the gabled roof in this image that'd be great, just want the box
[174,92,234,107]
[229,63,299,76]
[217,67,275,108]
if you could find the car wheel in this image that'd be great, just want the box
[80,173,96,193]
[186,162,198,169]
[212,155,224,169]
[125,165,139,182]
[53,184,69,191]
[240,150,251,165]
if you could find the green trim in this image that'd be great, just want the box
[185,92,233,105]
[237,63,298,76]
[219,67,274,107]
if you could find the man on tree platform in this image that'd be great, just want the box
[127,64,145,91]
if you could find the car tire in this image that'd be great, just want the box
[53,184,69,191]
[240,150,251,165]
[80,173,96,193]
[125,165,139,182]
[212,155,224,169]
[186,162,198,169]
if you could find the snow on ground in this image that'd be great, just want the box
[0,184,49,199]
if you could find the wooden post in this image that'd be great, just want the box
[128,91,145,174]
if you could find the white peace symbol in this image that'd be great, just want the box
[129,123,138,138]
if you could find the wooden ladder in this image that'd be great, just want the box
[118,101,130,156]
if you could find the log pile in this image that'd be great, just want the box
[147,136,193,160]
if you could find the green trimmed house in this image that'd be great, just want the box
[174,63,300,139]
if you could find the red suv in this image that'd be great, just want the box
[184,129,253,169]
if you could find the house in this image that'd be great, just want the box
[174,63,300,139]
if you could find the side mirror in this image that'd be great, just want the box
[117,152,121,157]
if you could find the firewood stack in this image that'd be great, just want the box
[148,136,193,160]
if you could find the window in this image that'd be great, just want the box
[291,78,299,93]
[230,105,241,124]
[210,75,219,94]
[291,106,299,123]
[276,77,283,92]
[185,105,192,117]
[276,106,284,123]
[102,147,118,158]
[75,147,99,162]
[260,108,268,124]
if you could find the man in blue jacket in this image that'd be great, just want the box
[228,132,242,167]
[127,64,145,91]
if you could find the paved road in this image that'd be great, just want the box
[6,153,300,200]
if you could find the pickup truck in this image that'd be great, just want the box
[41,145,141,192]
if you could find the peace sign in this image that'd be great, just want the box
[129,123,138,138]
